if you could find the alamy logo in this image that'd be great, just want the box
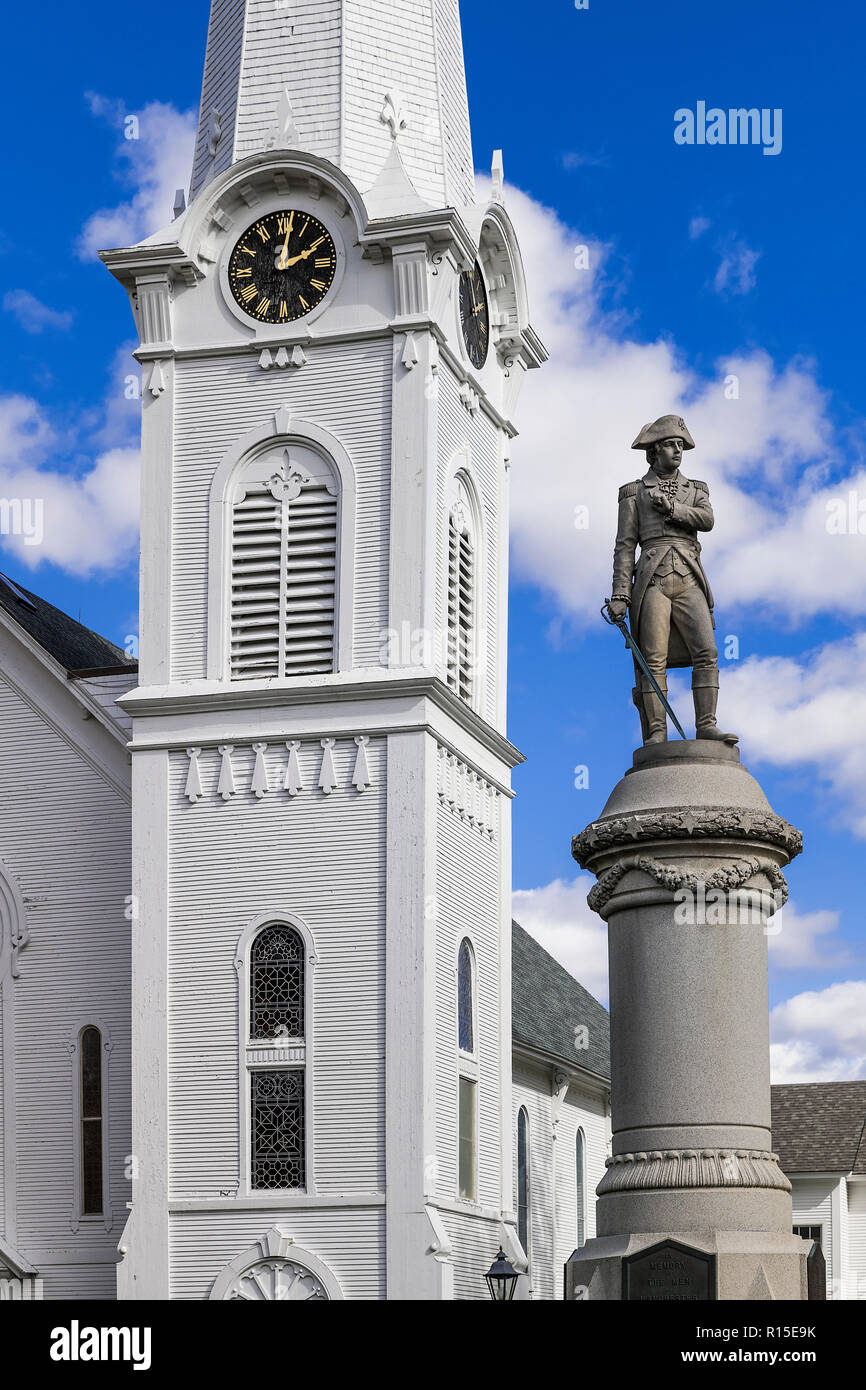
[674,102,782,156]
[50,1321,152,1372]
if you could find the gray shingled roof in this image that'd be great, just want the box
[771,1081,866,1175]
[512,920,610,1081]
[0,573,136,675]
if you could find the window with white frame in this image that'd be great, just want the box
[230,444,338,680]
[70,1021,112,1229]
[576,1127,587,1248]
[446,476,477,704]
[247,923,307,1190]
[517,1106,530,1257]
[457,938,477,1201]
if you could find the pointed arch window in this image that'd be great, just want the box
[457,938,474,1054]
[230,445,338,680]
[576,1127,587,1248]
[447,477,477,704]
[517,1106,530,1256]
[247,923,307,1191]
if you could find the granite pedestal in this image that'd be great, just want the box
[565,741,811,1300]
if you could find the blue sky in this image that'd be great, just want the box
[1,0,865,1079]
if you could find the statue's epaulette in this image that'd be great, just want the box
[618,481,639,501]
[691,478,709,493]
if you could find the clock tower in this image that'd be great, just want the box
[104,0,545,1300]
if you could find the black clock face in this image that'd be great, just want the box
[459,263,490,370]
[228,210,337,324]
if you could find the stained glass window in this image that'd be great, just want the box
[457,939,473,1054]
[81,1026,103,1216]
[250,925,304,1041]
[251,1069,305,1190]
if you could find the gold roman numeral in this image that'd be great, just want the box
[279,300,288,320]
[310,279,326,291]
[235,268,252,278]
[314,257,332,268]
[276,213,294,234]
[239,244,256,256]
[256,297,271,317]
[308,235,325,252]
[298,295,309,311]
[240,284,258,302]
[255,222,271,242]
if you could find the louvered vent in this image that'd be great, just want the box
[231,477,337,680]
[447,513,474,703]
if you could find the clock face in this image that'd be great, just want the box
[458,263,490,370]
[228,210,337,324]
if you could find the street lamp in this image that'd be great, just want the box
[485,1248,518,1301]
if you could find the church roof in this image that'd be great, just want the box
[771,1081,866,1174]
[511,920,610,1082]
[0,572,136,675]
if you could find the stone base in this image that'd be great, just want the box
[565,1230,810,1301]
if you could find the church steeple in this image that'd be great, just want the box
[190,0,475,210]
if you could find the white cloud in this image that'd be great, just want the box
[78,96,197,258]
[497,181,865,630]
[3,290,73,334]
[770,982,866,1082]
[767,901,849,971]
[712,237,761,296]
[512,876,609,1003]
[712,636,866,835]
[689,215,711,239]
[0,392,139,576]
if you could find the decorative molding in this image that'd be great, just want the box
[436,745,497,839]
[394,252,429,316]
[598,1148,792,1196]
[146,360,167,397]
[491,149,505,204]
[68,1021,115,1234]
[209,1227,342,1301]
[207,106,223,158]
[573,805,803,869]
[184,747,203,803]
[401,332,419,370]
[180,739,376,804]
[459,380,479,415]
[267,86,299,150]
[380,88,408,140]
[135,275,172,347]
[587,853,789,915]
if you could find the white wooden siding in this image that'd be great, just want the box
[167,738,386,1199]
[0,673,131,1289]
[846,1182,866,1299]
[75,674,137,738]
[434,797,503,1209]
[190,0,247,200]
[512,1059,610,1301]
[235,0,342,165]
[790,1177,836,1297]
[440,1209,503,1301]
[171,343,391,681]
[170,1206,385,1299]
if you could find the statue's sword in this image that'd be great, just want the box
[601,600,688,741]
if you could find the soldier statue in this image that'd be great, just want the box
[606,415,737,746]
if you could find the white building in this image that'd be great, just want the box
[771,1082,866,1300]
[0,0,615,1302]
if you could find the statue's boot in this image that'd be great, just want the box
[693,675,738,744]
[642,681,669,745]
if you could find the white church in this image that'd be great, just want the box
[0,0,614,1301]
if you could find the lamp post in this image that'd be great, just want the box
[484,1248,518,1301]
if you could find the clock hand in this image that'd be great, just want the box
[284,245,317,267]
[275,212,295,271]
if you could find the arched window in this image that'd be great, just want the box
[230,444,338,680]
[576,1127,587,1248]
[80,1027,104,1216]
[517,1106,530,1256]
[250,924,304,1041]
[248,924,306,1190]
[457,938,474,1054]
[446,477,477,704]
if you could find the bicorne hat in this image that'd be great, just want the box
[631,415,695,451]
